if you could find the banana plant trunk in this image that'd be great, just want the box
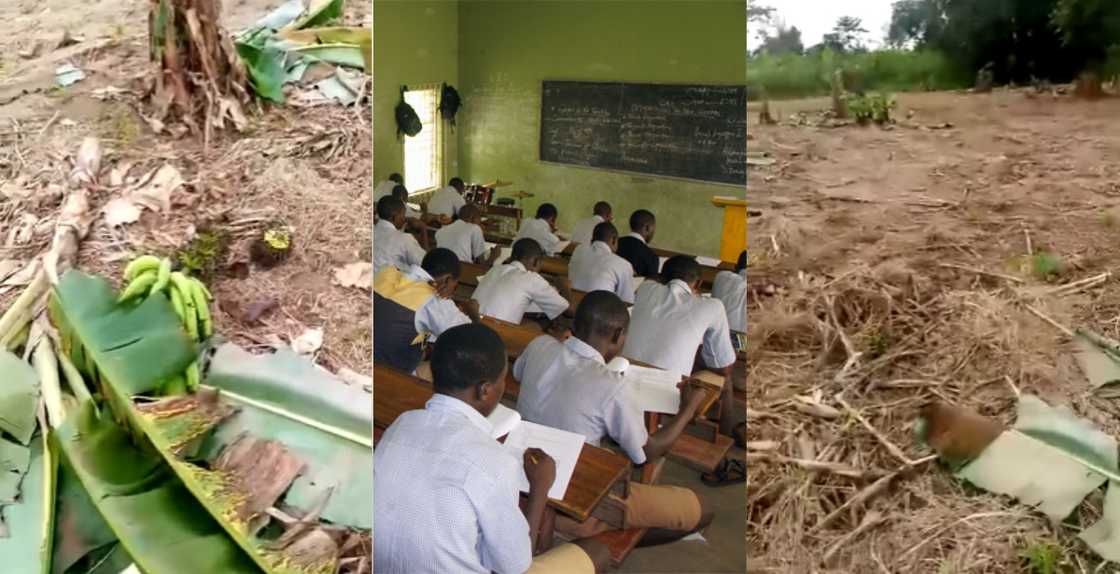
[149,0,251,138]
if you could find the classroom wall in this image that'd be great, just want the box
[373,0,459,185]
[457,0,746,257]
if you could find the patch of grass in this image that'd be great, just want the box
[175,228,230,282]
[1020,540,1063,574]
[100,106,141,145]
[1031,251,1065,281]
[844,92,896,125]
[1102,210,1118,229]
[863,329,890,360]
[748,49,968,101]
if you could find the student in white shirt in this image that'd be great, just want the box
[472,238,571,325]
[374,324,611,574]
[513,291,715,545]
[374,172,403,202]
[427,177,467,219]
[623,255,737,437]
[711,251,747,333]
[435,204,495,264]
[567,222,635,304]
[516,203,562,255]
[569,201,612,247]
[374,196,428,275]
[374,248,479,374]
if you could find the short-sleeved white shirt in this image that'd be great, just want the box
[435,219,488,263]
[374,219,426,275]
[472,261,569,323]
[569,215,604,247]
[567,241,635,304]
[428,186,466,218]
[711,269,747,333]
[622,279,736,378]
[515,218,562,255]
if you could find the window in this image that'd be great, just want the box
[403,87,442,194]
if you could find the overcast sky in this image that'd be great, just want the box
[749,0,895,51]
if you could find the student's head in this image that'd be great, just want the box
[377,196,406,228]
[388,173,403,184]
[536,203,559,228]
[449,177,465,193]
[663,255,702,291]
[391,184,409,203]
[422,248,462,299]
[511,238,545,271]
[593,201,613,222]
[735,250,747,273]
[458,203,482,225]
[431,323,508,416]
[591,221,619,251]
[629,209,656,242]
[573,290,630,361]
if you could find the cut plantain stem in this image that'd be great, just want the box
[33,335,66,429]
[57,346,94,406]
[0,267,49,344]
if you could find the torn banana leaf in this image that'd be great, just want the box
[200,343,373,529]
[54,401,260,573]
[0,429,56,574]
[0,349,40,445]
[52,272,365,572]
[1072,329,1120,394]
[289,44,368,72]
[921,395,1120,560]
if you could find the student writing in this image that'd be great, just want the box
[436,203,497,264]
[567,222,635,304]
[373,196,428,275]
[472,238,571,324]
[516,203,563,256]
[569,201,612,247]
[373,248,480,375]
[710,250,747,333]
[428,176,467,219]
[373,324,610,574]
[512,291,715,545]
[616,209,659,278]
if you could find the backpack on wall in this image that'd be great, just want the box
[396,86,422,138]
[439,83,462,129]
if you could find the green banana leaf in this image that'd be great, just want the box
[278,26,369,46]
[235,29,289,103]
[200,343,372,528]
[48,272,195,398]
[51,272,364,573]
[923,395,1120,561]
[54,401,260,573]
[0,436,30,504]
[0,349,40,444]
[0,430,56,574]
[285,0,344,30]
[52,463,132,574]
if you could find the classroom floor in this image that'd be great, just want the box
[617,448,746,574]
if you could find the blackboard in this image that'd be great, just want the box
[539,81,746,186]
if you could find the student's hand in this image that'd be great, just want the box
[523,448,556,492]
[679,380,708,415]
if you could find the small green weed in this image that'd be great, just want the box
[843,92,896,125]
[175,228,230,281]
[1020,540,1062,574]
[1030,251,1064,281]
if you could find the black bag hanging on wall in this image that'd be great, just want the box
[439,83,462,129]
[396,86,422,138]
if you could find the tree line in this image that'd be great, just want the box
[750,0,1120,85]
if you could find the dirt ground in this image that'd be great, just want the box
[748,90,1120,572]
[0,0,372,372]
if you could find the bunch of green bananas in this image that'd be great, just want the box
[120,255,213,393]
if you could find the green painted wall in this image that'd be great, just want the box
[457,0,746,257]
[373,0,459,184]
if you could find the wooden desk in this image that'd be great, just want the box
[372,362,629,523]
[480,316,543,359]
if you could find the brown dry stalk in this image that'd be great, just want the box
[938,263,1025,284]
[821,510,889,565]
[747,453,866,479]
[835,395,913,466]
[810,470,899,533]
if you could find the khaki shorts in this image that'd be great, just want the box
[526,543,595,574]
[625,483,703,530]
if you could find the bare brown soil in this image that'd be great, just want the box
[748,89,1120,572]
